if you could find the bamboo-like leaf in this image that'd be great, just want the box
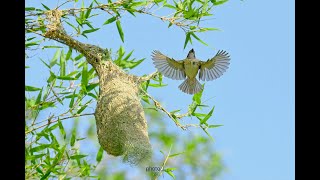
[66,47,72,60]
[190,32,208,46]
[164,168,176,179]
[103,16,117,25]
[41,145,66,180]
[96,146,104,162]
[85,3,93,19]
[42,46,63,49]
[200,106,215,124]
[116,20,124,42]
[70,154,87,159]
[69,90,76,108]
[77,104,88,114]
[41,3,50,10]
[184,32,191,49]
[202,127,214,141]
[208,124,223,128]
[60,50,66,76]
[169,152,185,157]
[82,28,100,35]
[35,88,43,104]
[58,119,66,139]
[70,130,76,147]
[50,50,60,68]
[81,63,88,92]
[25,86,42,91]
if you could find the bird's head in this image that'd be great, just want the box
[187,49,196,59]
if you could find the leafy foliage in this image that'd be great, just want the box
[26,0,229,179]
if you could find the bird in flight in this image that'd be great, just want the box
[152,49,230,94]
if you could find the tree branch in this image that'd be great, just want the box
[137,71,159,83]
[141,89,199,130]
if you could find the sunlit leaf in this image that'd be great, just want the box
[96,146,104,162]
[25,86,42,91]
[116,20,124,42]
[200,106,215,124]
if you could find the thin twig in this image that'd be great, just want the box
[25,113,94,135]
[141,89,199,130]
[138,71,159,82]
[153,145,172,180]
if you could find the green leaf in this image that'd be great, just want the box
[77,104,88,114]
[96,146,104,162]
[35,88,43,104]
[69,90,76,108]
[81,63,88,92]
[193,112,207,117]
[70,154,88,160]
[192,86,203,104]
[199,27,219,32]
[42,46,63,49]
[25,7,36,11]
[170,109,181,114]
[202,127,214,141]
[50,50,61,67]
[65,21,78,32]
[190,32,208,46]
[184,32,191,49]
[211,0,228,6]
[164,4,176,9]
[148,83,167,87]
[141,95,150,104]
[70,130,76,147]
[82,28,100,35]
[165,167,177,171]
[200,106,215,124]
[169,152,185,157]
[88,92,98,99]
[41,145,66,180]
[58,119,66,139]
[39,101,56,110]
[118,58,145,69]
[86,83,99,92]
[25,85,42,91]
[103,16,117,25]
[66,48,72,60]
[85,3,93,19]
[47,71,56,83]
[41,3,50,10]
[74,54,84,61]
[164,169,176,179]
[31,144,51,153]
[116,20,124,42]
[56,76,78,80]
[25,41,39,47]
[26,153,46,160]
[60,50,66,76]
[47,123,59,132]
[208,124,223,128]
[123,50,134,61]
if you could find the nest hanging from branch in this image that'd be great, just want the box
[43,10,152,165]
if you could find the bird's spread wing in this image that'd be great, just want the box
[199,50,230,81]
[152,50,186,80]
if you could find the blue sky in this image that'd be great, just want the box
[26,0,295,179]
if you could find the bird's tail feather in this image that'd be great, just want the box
[178,78,203,95]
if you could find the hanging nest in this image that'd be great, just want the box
[43,10,152,165]
[95,77,152,165]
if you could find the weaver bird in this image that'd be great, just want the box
[152,49,230,94]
